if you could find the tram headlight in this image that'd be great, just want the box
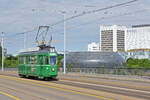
[52,68,55,72]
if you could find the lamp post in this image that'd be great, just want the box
[61,11,66,74]
[1,32,4,72]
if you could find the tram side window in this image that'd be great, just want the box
[27,56,29,64]
[34,56,37,64]
[19,57,20,64]
[19,57,24,64]
[50,56,57,65]
[30,56,33,64]
[28,56,37,64]
[19,57,21,64]
[20,57,22,64]
[28,56,31,64]
[28,56,32,64]
[39,56,43,65]
[31,56,34,64]
[33,56,37,64]
[24,57,26,64]
[44,56,49,65]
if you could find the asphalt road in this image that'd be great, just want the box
[53,80,150,99]
[0,74,112,100]
[0,94,15,100]
[0,71,150,100]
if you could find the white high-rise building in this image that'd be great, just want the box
[100,25,127,52]
[125,25,150,51]
[88,42,100,51]
[88,24,150,52]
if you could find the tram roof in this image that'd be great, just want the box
[19,47,57,55]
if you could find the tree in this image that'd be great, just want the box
[57,55,63,68]
[126,58,150,68]
[126,58,135,67]
[4,54,18,67]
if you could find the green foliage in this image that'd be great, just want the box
[0,46,18,68]
[126,58,150,68]
[67,64,75,68]
[4,60,18,68]
[57,55,63,68]
[3,55,18,68]
[57,55,75,68]
[6,54,18,60]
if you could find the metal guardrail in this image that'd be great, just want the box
[1,68,18,71]
[2,67,150,76]
[59,67,150,76]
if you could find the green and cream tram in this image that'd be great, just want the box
[18,46,58,80]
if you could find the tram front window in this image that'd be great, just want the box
[50,56,57,65]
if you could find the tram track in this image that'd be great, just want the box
[1,71,150,91]
[0,73,150,100]
[52,80,150,100]
[0,72,150,100]
[0,73,150,99]
[0,74,116,100]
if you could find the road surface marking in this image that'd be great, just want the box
[0,75,114,100]
[61,80,150,94]
[0,91,20,100]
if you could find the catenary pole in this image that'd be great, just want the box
[63,11,66,74]
[1,32,4,71]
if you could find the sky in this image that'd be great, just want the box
[0,0,150,55]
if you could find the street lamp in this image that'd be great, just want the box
[1,32,4,72]
[60,11,66,74]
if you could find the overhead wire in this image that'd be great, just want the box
[43,0,139,36]
[5,27,38,38]
[5,0,138,38]
[3,0,140,54]
[4,0,140,53]
[49,0,138,26]
[51,7,150,39]
[45,0,139,35]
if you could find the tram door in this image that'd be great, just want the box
[39,56,44,76]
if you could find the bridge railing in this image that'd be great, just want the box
[58,67,150,76]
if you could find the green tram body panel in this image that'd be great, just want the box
[18,47,58,78]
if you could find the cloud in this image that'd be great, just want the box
[1,0,150,53]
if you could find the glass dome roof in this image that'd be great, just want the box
[62,52,125,68]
